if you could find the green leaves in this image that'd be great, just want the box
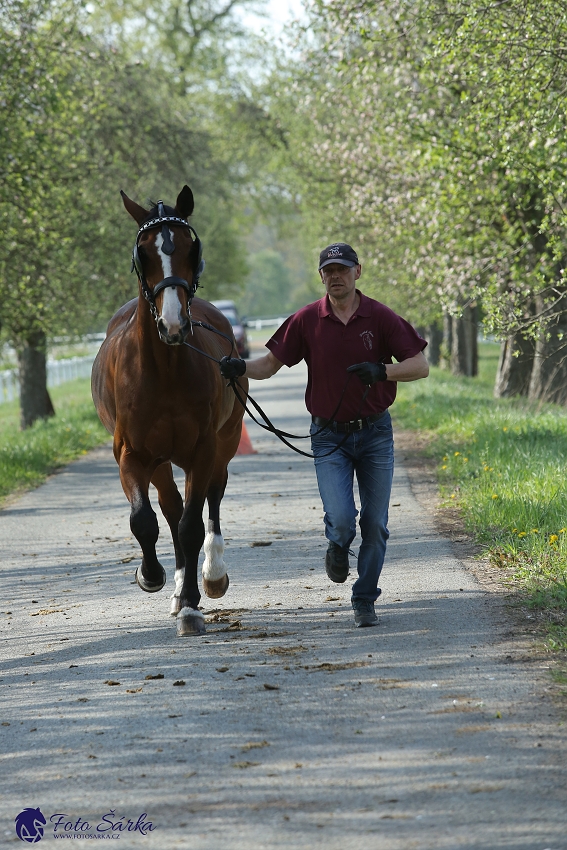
[272,0,567,338]
[0,0,255,353]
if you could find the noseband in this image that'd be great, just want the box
[131,200,204,324]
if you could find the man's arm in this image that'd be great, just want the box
[347,350,429,386]
[385,351,429,382]
[245,351,284,380]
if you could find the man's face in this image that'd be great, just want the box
[319,262,362,301]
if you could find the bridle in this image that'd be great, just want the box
[131,200,204,324]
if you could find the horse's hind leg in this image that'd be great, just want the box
[203,467,230,599]
[150,463,185,616]
[119,452,166,593]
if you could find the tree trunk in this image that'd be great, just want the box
[494,334,535,398]
[426,321,443,366]
[528,294,567,405]
[441,311,452,369]
[451,304,478,377]
[17,330,55,429]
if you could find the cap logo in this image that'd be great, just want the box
[328,246,341,257]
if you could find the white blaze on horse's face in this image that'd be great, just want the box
[155,229,184,338]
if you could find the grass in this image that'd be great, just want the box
[393,342,567,652]
[0,378,109,505]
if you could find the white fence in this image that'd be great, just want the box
[244,317,288,330]
[0,355,96,405]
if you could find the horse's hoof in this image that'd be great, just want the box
[135,565,167,593]
[170,596,182,616]
[203,573,229,599]
[177,607,206,637]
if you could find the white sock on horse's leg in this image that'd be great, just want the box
[202,532,227,581]
[170,567,185,616]
[202,532,229,599]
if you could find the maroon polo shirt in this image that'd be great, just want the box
[266,291,427,421]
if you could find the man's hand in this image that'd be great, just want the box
[347,362,387,385]
[220,356,246,380]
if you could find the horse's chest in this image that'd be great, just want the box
[119,397,210,452]
[114,354,231,455]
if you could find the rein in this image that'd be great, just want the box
[183,320,236,360]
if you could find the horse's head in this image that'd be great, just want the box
[121,185,203,345]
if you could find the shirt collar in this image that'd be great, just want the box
[319,289,371,319]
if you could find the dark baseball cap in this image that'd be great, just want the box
[318,243,359,270]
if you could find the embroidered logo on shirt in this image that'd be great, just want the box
[360,330,374,351]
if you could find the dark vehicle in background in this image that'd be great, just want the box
[211,300,250,359]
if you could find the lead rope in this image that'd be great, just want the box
[184,322,371,459]
[229,378,370,459]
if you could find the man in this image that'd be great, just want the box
[220,243,429,628]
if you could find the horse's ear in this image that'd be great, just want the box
[175,185,194,220]
[120,190,149,225]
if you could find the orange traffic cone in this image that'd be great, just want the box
[236,421,257,455]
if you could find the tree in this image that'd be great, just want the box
[0,0,106,426]
[268,1,567,395]
[90,0,262,81]
[0,0,250,427]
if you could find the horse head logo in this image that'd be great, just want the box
[360,330,374,351]
[15,808,46,843]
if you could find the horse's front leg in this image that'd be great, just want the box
[202,466,230,599]
[119,451,166,593]
[150,463,186,615]
[176,480,207,636]
[201,413,242,599]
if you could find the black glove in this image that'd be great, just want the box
[220,355,246,380]
[347,361,387,385]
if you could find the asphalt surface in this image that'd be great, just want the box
[0,362,566,849]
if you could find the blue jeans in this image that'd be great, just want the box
[310,411,394,602]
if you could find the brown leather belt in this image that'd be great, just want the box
[312,413,383,434]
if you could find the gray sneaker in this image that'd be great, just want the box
[325,542,349,583]
[352,599,378,628]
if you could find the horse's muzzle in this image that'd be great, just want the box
[157,317,190,345]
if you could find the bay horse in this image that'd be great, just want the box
[91,185,247,636]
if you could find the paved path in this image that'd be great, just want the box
[0,364,565,849]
